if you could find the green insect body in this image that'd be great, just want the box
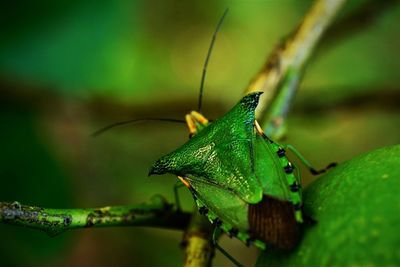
[149,92,303,250]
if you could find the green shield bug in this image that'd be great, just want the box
[149,92,303,251]
[147,9,336,258]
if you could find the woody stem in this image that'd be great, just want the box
[245,0,347,138]
[0,195,191,236]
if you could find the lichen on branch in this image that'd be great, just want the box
[0,195,191,236]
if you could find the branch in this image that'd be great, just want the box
[0,195,191,236]
[181,209,214,267]
[245,0,347,137]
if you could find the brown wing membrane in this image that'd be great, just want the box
[248,195,299,250]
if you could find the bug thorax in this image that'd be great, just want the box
[148,92,264,179]
[149,92,266,202]
[148,140,215,177]
[148,109,213,178]
[148,155,177,176]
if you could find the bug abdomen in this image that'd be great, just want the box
[248,195,299,250]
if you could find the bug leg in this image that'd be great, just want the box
[173,182,185,212]
[292,161,302,187]
[212,227,244,267]
[291,161,303,199]
[284,144,337,175]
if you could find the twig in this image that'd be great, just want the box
[0,195,191,236]
[182,209,214,267]
[245,0,347,135]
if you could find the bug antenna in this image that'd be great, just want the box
[92,118,186,137]
[198,8,229,113]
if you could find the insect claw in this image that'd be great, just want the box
[310,167,322,175]
[327,162,338,169]
[310,162,337,175]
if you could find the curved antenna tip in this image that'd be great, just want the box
[197,8,229,114]
[91,118,186,137]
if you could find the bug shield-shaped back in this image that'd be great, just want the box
[149,92,264,204]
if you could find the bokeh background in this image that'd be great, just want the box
[1,0,399,266]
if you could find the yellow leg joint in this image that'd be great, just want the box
[190,111,209,125]
[254,120,265,135]
[178,176,191,189]
[185,114,198,135]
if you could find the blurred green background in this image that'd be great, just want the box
[0,0,399,266]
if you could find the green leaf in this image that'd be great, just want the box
[256,144,400,267]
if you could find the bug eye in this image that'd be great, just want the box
[189,133,194,139]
